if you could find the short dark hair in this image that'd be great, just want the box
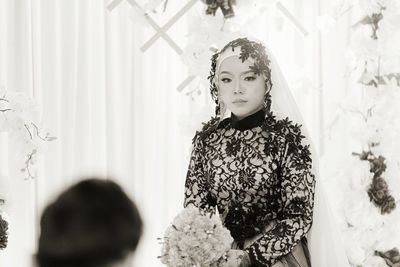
[37,178,142,267]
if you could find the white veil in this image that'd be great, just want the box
[214,37,350,266]
[264,44,351,267]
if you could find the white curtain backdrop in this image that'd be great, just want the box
[0,0,191,266]
[0,0,350,266]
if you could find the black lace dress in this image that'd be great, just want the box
[183,109,315,267]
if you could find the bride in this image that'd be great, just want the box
[183,37,349,267]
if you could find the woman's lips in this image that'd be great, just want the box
[232,99,247,104]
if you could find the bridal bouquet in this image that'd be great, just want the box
[159,206,233,267]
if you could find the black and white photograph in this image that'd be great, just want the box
[1,0,400,266]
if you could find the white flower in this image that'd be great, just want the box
[349,28,378,58]
[160,206,233,267]
[347,240,366,265]
[377,13,400,55]
[359,0,387,16]
[363,255,387,267]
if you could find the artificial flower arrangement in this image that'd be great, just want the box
[159,206,233,267]
[0,90,55,250]
[0,90,55,179]
[326,0,400,265]
[353,146,396,215]
[201,0,236,19]
[0,212,7,250]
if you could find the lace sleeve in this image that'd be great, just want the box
[245,122,315,266]
[183,133,216,213]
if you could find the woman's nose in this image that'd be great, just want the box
[233,81,243,94]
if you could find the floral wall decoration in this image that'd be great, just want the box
[348,0,399,214]
[353,145,396,215]
[375,248,400,267]
[0,90,55,250]
[201,0,236,18]
[322,0,400,265]
[0,91,56,180]
[0,211,7,250]
[109,0,309,97]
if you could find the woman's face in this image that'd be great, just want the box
[217,56,267,120]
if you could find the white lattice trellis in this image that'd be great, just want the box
[107,0,309,92]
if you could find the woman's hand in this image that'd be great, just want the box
[239,251,251,267]
[220,250,251,267]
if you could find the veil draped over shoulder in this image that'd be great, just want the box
[264,42,350,267]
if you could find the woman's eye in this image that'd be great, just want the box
[244,76,256,81]
[221,77,232,83]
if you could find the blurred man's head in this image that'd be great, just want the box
[37,178,142,267]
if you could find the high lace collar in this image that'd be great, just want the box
[230,109,265,131]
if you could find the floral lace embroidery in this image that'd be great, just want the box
[184,113,315,266]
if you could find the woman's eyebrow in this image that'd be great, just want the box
[241,70,255,75]
[220,71,232,75]
[220,70,255,75]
